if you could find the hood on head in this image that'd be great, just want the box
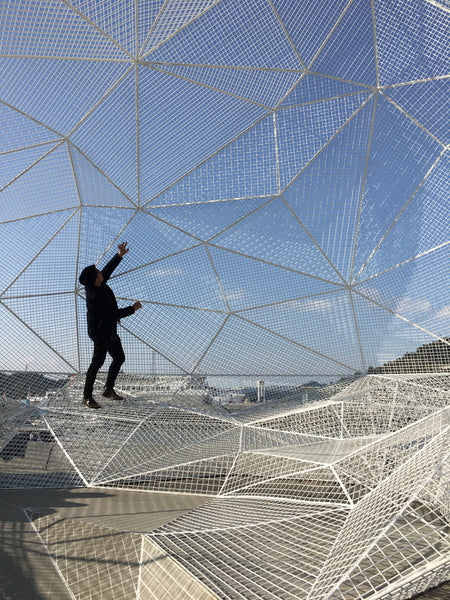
[79,264,97,286]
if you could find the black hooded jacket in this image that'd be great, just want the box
[82,254,135,343]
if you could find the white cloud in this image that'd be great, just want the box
[150,266,182,277]
[286,298,334,313]
[226,290,245,301]
[395,297,432,315]
[436,305,450,319]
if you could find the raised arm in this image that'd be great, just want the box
[117,242,129,257]
[101,242,129,281]
[101,254,122,282]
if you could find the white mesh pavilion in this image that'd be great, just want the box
[0,1,449,599]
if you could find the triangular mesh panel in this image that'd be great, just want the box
[1,2,450,599]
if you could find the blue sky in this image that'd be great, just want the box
[0,0,449,381]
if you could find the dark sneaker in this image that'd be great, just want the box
[82,397,101,409]
[102,388,123,400]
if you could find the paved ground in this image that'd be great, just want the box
[0,486,211,533]
[0,487,448,600]
[0,487,211,600]
[413,582,450,600]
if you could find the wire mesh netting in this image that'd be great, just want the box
[1,1,450,599]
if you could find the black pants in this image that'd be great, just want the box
[83,336,125,398]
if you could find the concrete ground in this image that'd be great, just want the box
[0,487,448,600]
[414,582,450,600]
[0,487,211,600]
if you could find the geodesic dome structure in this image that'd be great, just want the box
[1,374,450,600]
[1,0,449,383]
[1,1,450,600]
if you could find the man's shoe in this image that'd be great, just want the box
[102,388,123,400]
[82,397,101,409]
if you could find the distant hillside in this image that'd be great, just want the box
[0,371,68,399]
[368,338,450,374]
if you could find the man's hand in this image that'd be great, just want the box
[118,242,129,257]
[133,301,142,311]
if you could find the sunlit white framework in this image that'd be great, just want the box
[1,375,450,599]
[1,0,450,599]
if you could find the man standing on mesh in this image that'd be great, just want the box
[78,242,142,409]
